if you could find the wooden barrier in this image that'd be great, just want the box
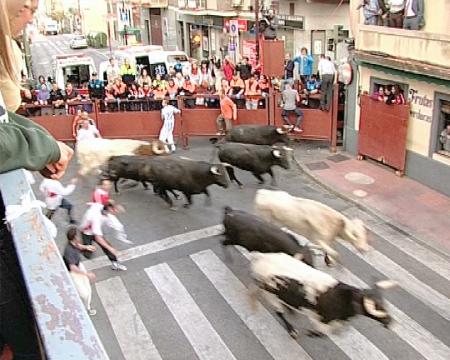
[358,95,410,175]
[272,85,339,151]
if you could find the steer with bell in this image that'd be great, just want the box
[250,252,396,339]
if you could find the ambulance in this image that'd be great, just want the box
[52,53,97,91]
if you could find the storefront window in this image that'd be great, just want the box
[436,100,450,157]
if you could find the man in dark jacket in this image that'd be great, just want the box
[237,57,252,81]
[281,53,294,92]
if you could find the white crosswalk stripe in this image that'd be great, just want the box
[95,277,162,360]
[90,226,450,360]
[145,263,237,360]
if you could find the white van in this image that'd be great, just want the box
[52,54,96,90]
[98,46,190,83]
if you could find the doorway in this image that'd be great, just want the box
[149,8,163,45]
[311,30,326,74]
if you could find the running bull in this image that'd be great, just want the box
[148,156,230,208]
[250,252,397,339]
[217,143,292,186]
[221,207,314,267]
[212,125,292,146]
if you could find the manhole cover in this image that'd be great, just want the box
[353,189,368,197]
[344,172,375,185]
[327,154,350,163]
[305,161,330,171]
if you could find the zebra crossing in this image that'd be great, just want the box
[87,226,450,360]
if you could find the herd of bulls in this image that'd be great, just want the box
[79,124,398,340]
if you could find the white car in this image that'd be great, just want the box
[70,35,88,49]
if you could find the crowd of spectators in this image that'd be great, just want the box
[357,0,425,30]
[371,84,406,105]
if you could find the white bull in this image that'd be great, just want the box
[254,189,368,265]
[76,138,170,177]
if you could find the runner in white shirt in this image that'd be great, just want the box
[39,178,78,223]
[79,201,128,271]
[159,99,181,153]
[76,120,101,143]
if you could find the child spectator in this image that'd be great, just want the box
[302,74,321,105]
[37,83,50,105]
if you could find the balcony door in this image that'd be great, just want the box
[149,8,163,46]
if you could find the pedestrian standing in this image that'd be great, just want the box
[79,202,128,271]
[318,55,337,112]
[63,226,97,316]
[357,0,382,25]
[281,83,303,133]
[281,53,295,92]
[403,0,424,30]
[293,47,314,84]
[216,90,237,136]
[39,177,78,223]
[159,99,181,153]
[385,0,405,28]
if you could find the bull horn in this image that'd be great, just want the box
[272,149,281,158]
[363,297,388,318]
[210,166,221,175]
[151,140,165,155]
[375,280,398,290]
[283,146,293,151]
[276,127,287,134]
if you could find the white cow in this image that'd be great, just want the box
[254,189,368,265]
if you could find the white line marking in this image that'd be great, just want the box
[96,277,162,360]
[368,222,450,282]
[327,266,450,360]
[44,40,64,54]
[146,263,236,360]
[340,241,450,322]
[84,225,223,271]
[191,250,313,360]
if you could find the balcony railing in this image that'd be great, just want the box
[0,169,109,359]
[356,24,450,71]
[178,0,206,10]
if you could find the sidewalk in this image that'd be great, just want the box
[293,141,450,253]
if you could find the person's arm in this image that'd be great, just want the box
[296,92,301,103]
[0,111,61,174]
[54,180,76,196]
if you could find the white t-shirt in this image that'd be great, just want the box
[77,125,100,143]
[39,179,76,210]
[80,204,108,236]
[161,105,181,124]
[318,58,336,76]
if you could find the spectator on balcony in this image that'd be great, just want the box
[439,124,450,152]
[281,82,303,133]
[153,83,167,100]
[106,57,120,85]
[19,88,39,117]
[302,74,321,106]
[88,72,104,100]
[174,59,183,74]
[216,89,237,136]
[237,56,252,81]
[20,73,33,90]
[294,47,314,84]
[371,85,385,101]
[385,0,405,28]
[223,56,235,82]
[167,78,179,99]
[37,75,51,92]
[49,82,65,110]
[213,59,224,92]
[139,82,152,98]
[229,72,245,98]
[152,73,167,91]
[199,62,212,88]
[318,55,336,112]
[357,0,383,25]
[245,74,261,110]
[119,58,136,85]
[181,76,196,96]
[392,84,406,104]
[63,227,97,316]
[403,0,424,30]
[36,83,50,105]
[112,77,127,99]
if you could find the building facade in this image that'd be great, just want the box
[346,0,450,196]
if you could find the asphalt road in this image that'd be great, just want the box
[30,33,112,80]
[30,138,450,360]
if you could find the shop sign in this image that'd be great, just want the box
[243,40,257,66]
[277,14,304,30]
[224,19,248,32]
[229,20,239,37]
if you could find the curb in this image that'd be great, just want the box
[292,152,450,260]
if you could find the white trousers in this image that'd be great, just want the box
[71,263,92,311]
[159,120,175,151]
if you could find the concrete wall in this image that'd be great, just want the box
[80,0,108,35]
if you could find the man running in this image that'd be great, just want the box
[79,201,128,271]
[159,99,181,153]
[39,177,78,223]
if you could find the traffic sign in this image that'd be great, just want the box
[229,20,239,37]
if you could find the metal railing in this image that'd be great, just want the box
[0,169,109,360]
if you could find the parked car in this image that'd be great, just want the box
[70,35,88,49]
